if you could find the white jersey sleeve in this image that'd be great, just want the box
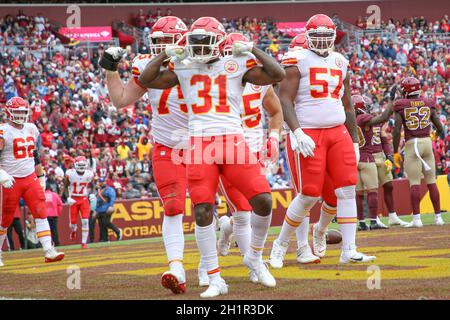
[281,50,348,129]
[241,83,270,153]
[173,54,259,136]
[0,123,39,178]
[131,54,189,149]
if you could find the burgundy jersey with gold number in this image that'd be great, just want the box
[356,114,382,162]
[393,98,435,142]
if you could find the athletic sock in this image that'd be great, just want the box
[249,212,272,260]
[410,185,421,215]
[35,218,53,251]
[367,192,378,220]
[195,223,220,281]
[162,214,184,269]
[0,228,7,256]
[382,182,395,213]
[427,183,441,215]
[295,214,310,248]
[335,187,357,250]
[317,202,336,234]
[356,194,365,221]
[81,218,89,244]
[232,211,251,255]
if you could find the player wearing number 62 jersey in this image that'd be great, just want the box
[138,17,285,298]
[99,16,190,295]
[271,14,375,266]
[393,77,445,227]
[0,97,64,267]
[64,156,94,248]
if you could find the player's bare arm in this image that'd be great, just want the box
[138,52,179,89]
[366,104,393,127]
[262,86,283,134]
[106,71,147,108]
[342,75,358,143]
[242,47,285,85]
[430,111,444,137]
[63,175,70,199]
[392,112,403,154]
[278,66,301,132]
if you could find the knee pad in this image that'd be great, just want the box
[335,186,356,200]
[163,197,184,216]
[301,184,321,197]
[298,194,320,211]
[81,219,89,229]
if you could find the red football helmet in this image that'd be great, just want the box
[185,17,226,63]
[149,16,188,55]
[352,95,367,114]
[305,14,336,55]
[289,32,308,51]
[74,156,88,173]
[4,96,30,125]
[400,77,421,97]
[223,32,250,56]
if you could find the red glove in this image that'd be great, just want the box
[264,132,280,165]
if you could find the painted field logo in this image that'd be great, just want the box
[67,265,81,290]
[366,265,381,290]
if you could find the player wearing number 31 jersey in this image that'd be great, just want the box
[271,14,375,266]
[0,97,64,267]
[139,16,285,298]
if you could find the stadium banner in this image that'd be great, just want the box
[58,26,113,42]
[4,176,449,249]
[275,22,306,37]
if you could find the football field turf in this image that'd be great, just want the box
[1,213,449,300]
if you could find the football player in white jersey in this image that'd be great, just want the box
[269,14,375,268]
[0,97,64,267]
[99,16,190,295]
[64,156,94,249]
[138,17,285,298]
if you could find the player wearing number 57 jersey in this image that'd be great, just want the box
[0,97,64,267]
[272,14,375,265]
[393,77,445,227]
[139,16,285,298]
[99,16,190,295]
[64,156,94,249]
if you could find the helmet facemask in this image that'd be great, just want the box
[149,32,183,55]
[6,106,29,125]
[74,161,88,173]
[306,28,336,55]
[186,31,224,63]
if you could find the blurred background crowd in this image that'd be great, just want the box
[0,9,449,206]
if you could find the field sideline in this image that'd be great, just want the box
[0,213,449,300]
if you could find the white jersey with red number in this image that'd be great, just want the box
[241,83,270,153]
[172,54,258,136]
[132,54,189,149]
[66,169,94,197]
[281,49,348,128]
[0,122,39,178]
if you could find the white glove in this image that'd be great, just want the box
[293,128,316,158]
[67,197,77,206]
[105,47,127,60]
[165,45,187,60]
[0,169,15,188]
[232,41,254,56]
[353,143,360,163]
[38,175,46,190]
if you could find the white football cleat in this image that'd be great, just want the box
[297,244,321,264]
[269,238,289,269]
[200,277,228,298]
[388,214,409,226]
[405,219,423,228]
[161,269,186,294]
[218,216,232,256]
[198,264,209,287]
[243,254,276,287]
[248,270,258,284]
[44,247,65,263]
[339,245,376,264]
[435,216,445,226]
[312,223,327,258]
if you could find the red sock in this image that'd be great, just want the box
[410,185,421,215]
[427,183,441,214]
[367,192,378,220]
[356,194,365,221]
[382,182,395,213]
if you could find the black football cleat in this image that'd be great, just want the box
[358,221,369,231]
[369,221,389,230]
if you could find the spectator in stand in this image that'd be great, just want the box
[45,185,63,247]
[116,139,131,160]
[136,136,152,161]
[7,205,25,250]
[124,183,141,199]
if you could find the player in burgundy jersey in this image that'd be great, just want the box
[138,17,284,298]
[393,77,444,227]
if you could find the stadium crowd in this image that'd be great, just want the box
[0,10,449,208]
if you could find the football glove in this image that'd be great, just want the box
[99,47,127,71]
[232,41,254,56]
[263,132,280,165]
[384,159,393,173]
[0,169,14,189]
[38,174,46,190]
[165,45,187,60]
[67,197,77,206]
[353,143,360,163]
[393,152,402,168]
[293,128,315,158]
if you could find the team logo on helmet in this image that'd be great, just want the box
[224,60,238,73]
